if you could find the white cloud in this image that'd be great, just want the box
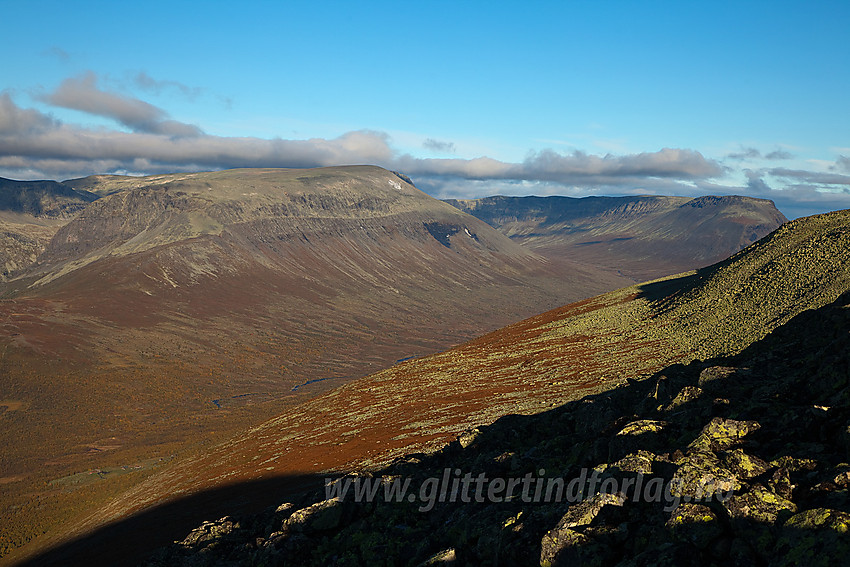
[0,93,57,135]
[37,71,203,137]
[769,167,850,186]
[3,91,723,188]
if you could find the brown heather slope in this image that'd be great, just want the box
[35,209,848,566]
[0,166,632,561]
[446,194,787,282]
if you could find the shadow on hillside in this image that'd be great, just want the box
[632,263,720,306]
[632,227,765,306]
[14,473,332,567]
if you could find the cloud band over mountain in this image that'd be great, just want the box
[1,87,719,185]
[1,73,848,218]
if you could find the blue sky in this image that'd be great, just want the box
[1,0,848,217]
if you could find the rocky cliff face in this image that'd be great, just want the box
[446,194,788,282]
[0,177,95,280]
[0,177,96,218]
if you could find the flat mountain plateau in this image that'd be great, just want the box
[447,195,787,282]
[0,167,786,564]
[19,209,848,565]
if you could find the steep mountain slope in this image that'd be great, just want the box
[0,178,96,279]
[32,209,847,566]
[0,166,631,562]
[446,195,787,281]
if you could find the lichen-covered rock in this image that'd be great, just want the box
[666,386,704,410]
[283,497,347,533]
[540,492,626,567]
[612,450,656,475]
[724,484,797,522]
[772,508,850,567]
[457,427,483,448]
[721,448,770,479]
[833,464,850,487]
[666,503,724,549]
[540,528,593,567]
[721,483,798,558]
[610,420,668,458]
[769,466,795,499]
[688,417,760,452]
[697,366,736,388]
[553,492,627,530]
[671,451,740,501]
[770,455,818,472]
[178,516,240,550]
[617,420,667,436]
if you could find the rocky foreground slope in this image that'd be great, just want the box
[148,283,850,566]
